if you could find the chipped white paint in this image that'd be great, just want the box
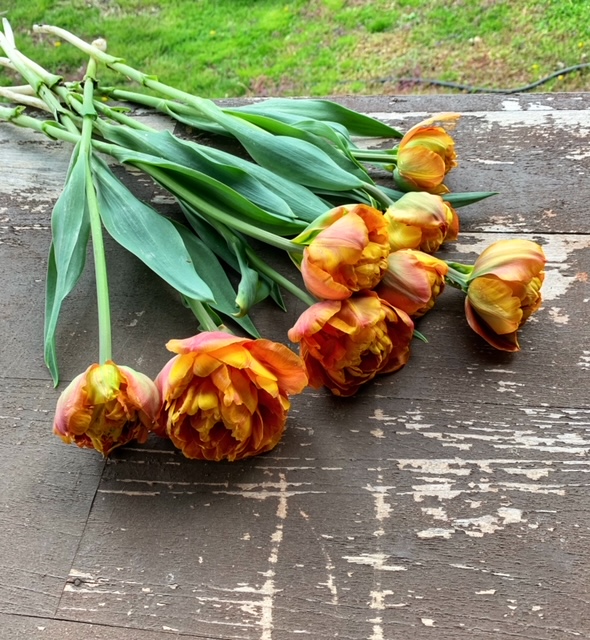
[365,109,590,137]
[343,553,407,572]
[468,158,514,165]
[370,590,394,610]
[548,307,570,325]
[501,467,551,480]
[476,589,497,595]
[421,506,447,520]
[259,473,289,640]
[453,515,504,537]
[421,618,435,627]
[578,351,590,370]
[97,489,161,496]
[417,528,455,539]
[365,484,394,521]
[501,100,523,111]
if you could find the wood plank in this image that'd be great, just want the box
[0,378,104,617]
[53,393,590,638]
[0,93,589,639]
[0,612,197,639]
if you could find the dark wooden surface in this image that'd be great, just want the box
[1,93,589,639]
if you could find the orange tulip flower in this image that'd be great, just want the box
[394,112,459,194]
[297,203,390,300]
[464,239,546,351]
[376,249,449,318]
[385,192,459,254]
[155,332,308,461]
[288,292,414,397]
[53,361,160,456]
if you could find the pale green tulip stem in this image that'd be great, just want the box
[81,57,112,363]
[245,247,316,307]
[34,24,234,127]
[351,149,399,164]
[136,164,302,254]
[186,299,220,333]
[444,261,473,293]
[362,182,395,208]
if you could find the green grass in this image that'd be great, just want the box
[1,0,589,97]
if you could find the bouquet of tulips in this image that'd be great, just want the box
[0,20,546,461]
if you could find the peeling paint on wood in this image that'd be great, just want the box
[1,93,590,639]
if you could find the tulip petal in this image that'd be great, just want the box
[397,147,446,192]
[471,239,546,282]
[465,298,520,352]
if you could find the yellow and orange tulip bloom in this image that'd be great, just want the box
[155,332,308,461]
[394,113,459,194]
[298,204,390,300]
[288,292,414,397]
[465,239,546,351]
[385,192,459,254]
[376,249,449,318]
[53,361,160,456]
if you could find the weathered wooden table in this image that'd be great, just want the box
[1,92,589,640]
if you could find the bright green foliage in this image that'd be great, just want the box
[1,0,589,97]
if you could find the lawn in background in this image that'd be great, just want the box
[1,0,589,97]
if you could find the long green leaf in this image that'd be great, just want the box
[91,157,215,302]
[44,142,91,384]
[173,223,260,337]
[142,98,369,192]
[181,205,285,312]
[191,145,330,223]
[379,186,498,207]
[231,98,403,138]
[96,122,299,222]
[105,144,305,236]
[223,109,371,181]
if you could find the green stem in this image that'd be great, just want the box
[245,247,316,306]
[444,262,473,293]
[34,25,223,122]
[137,163,302,253]
[93,99,153,131]
[0,27,63,117]
[362,182,395,208]
[99,87,197,120]
[350,149,399,164]
[81,58,112,363]
[185,299,220,333]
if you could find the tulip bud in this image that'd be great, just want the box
[376,249,448,318]
[465,239,546,351]
[288,291,414,397]
[296,204,390,300]
[385,192,458,254]
[394,113,459,194]
[53,361,160,456]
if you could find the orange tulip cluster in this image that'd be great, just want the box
[52,112,546,461]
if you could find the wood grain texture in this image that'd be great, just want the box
[0,93,589,639]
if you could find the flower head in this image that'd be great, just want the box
[53,361,160,456]
[155,332,308,461]
[394,113,459,194]
[376,249,449,318]
[465,239,546,351]
[385,192,459,254]
[288,292,414,397]
[297,204,390,300]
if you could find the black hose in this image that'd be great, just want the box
[376,63,590,94]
